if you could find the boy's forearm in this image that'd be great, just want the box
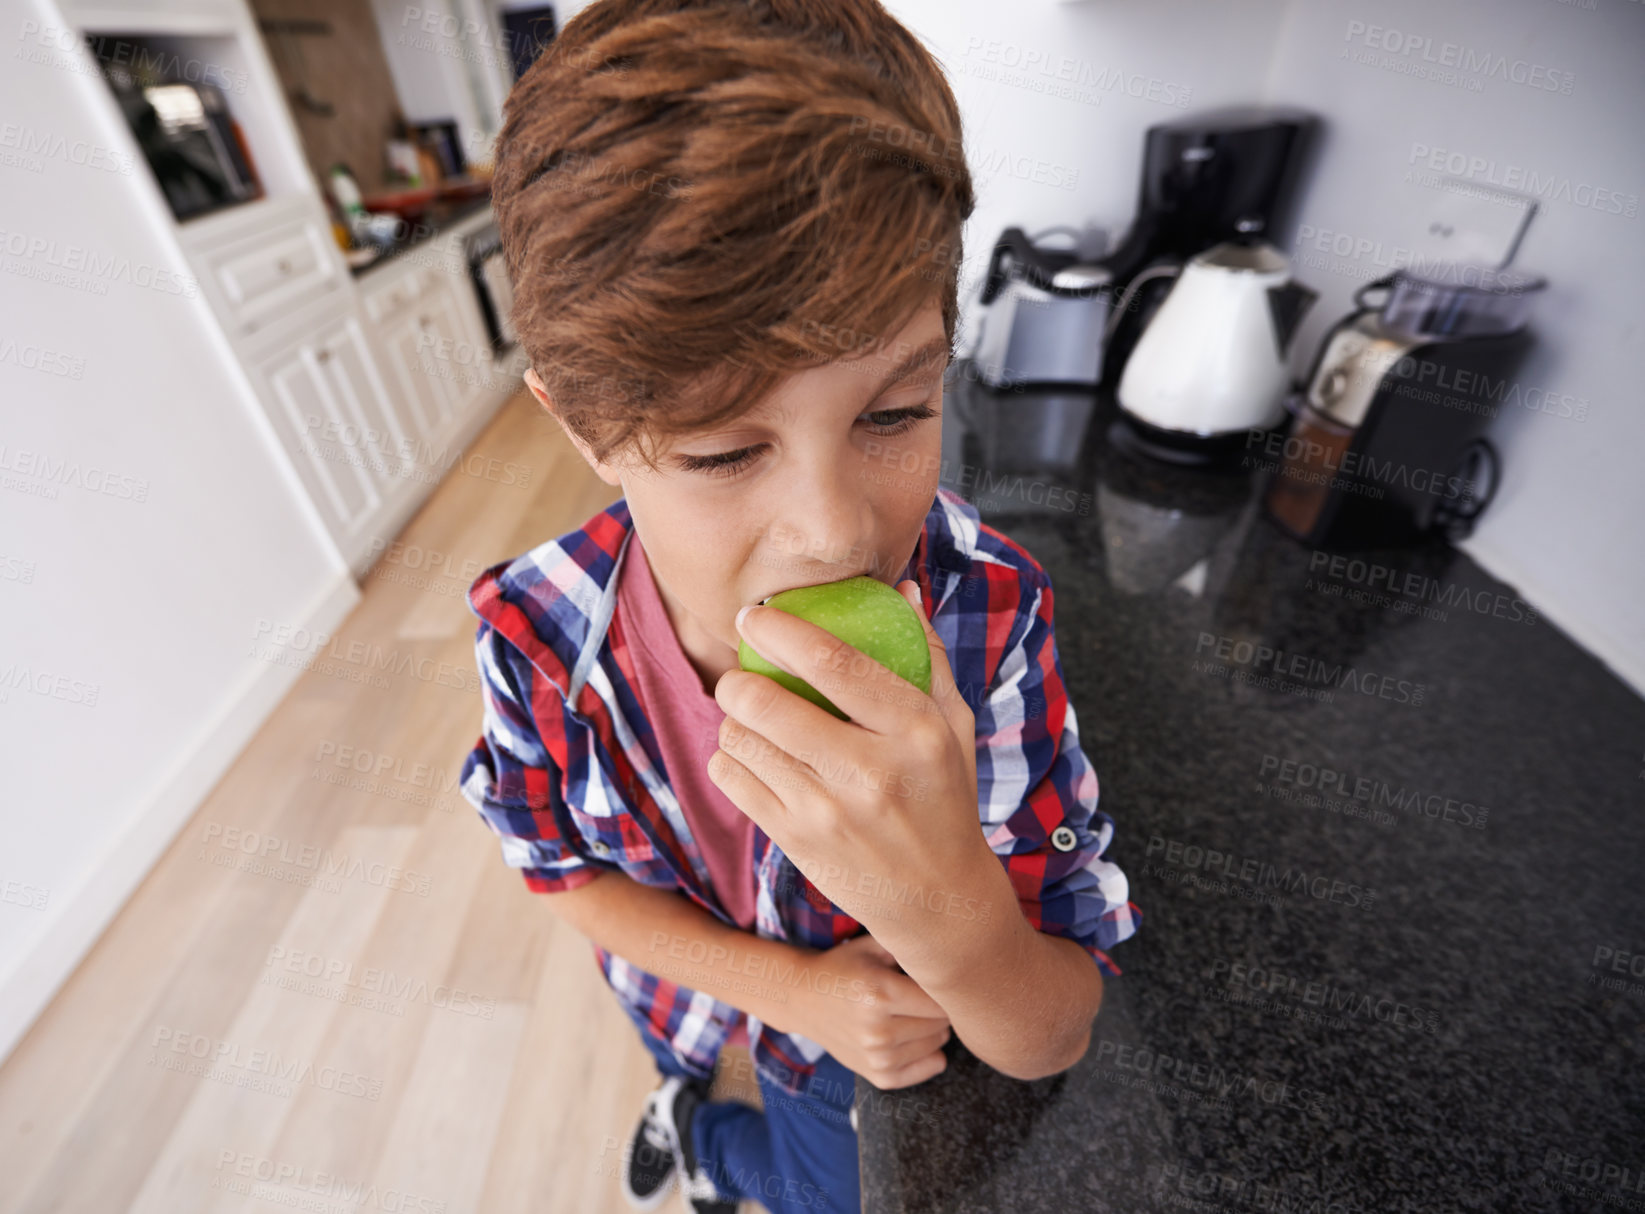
[914,911,1104,1080]
[540,869,810,1034]
[865,840,1105,1080]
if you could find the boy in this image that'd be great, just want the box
[459,2,1140,1211]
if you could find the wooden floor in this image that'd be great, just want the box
[0,390,760,1214]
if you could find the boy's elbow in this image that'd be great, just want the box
[1042,1020,1096,1079]
[1035,973,1104,1077]
[990,1025,1091,1082]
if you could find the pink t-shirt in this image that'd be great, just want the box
[615,533,759,931]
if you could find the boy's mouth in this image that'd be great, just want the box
[761,570,878,604]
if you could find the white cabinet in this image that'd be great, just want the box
[366,266,474,446]
[174,192,514,577]
[180,194,348,338]
[250,306,415,568]
[166,171,514,574]
[197,212,344,338]
[357,217,502,490]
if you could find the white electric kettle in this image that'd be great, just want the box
[1117,241,1316,438]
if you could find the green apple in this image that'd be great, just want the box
[737,575,930,720]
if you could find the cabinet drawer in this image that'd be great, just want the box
[362,265,429,324]
[202,215,342,335]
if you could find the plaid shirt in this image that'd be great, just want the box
[458,487,1140,1095]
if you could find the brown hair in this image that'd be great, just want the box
[490,0,975,471]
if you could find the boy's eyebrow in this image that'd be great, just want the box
[683,333,953,445]
[865,335,951,388]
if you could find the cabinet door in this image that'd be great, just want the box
[379,308,448,440]
[261,339,381,535]
[410,281,481,427]
[256,317,410,557]
[313,317,412,487]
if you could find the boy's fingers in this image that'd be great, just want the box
[705,747,788,834]
[879,973,948,1021]
[888,1021,952,1052]
[884,1012,952,1036]
[867,1048,949,1091]
[880,1027,951,1070]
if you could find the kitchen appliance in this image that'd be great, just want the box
[108,75,261,221]
[466,220,519,354]
[412,120,466,180]
[1116,240,1316,460]
[972,227,1112,389]
[969,107,1315,393]
[1095,107,1318,390]
[1264,263,1546,549]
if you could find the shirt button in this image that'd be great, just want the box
[589,839,611,857]
[1050,825,1078,853]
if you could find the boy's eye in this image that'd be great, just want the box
[675,401,938,479]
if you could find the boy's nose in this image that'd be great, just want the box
[770,457,876,578]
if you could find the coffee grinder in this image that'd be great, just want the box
[1263,264,1548,549]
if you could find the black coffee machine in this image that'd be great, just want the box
[1094,106,1319,390]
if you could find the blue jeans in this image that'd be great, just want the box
[625,1010,860,1213]
[692,1051,861,1214]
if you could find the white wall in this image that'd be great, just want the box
[897,0,1645,695]
[0,0,359,1061]
[892,0,1294,295]
[1257,0,1645,694]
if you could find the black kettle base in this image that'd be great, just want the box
[1107,413,1269,471]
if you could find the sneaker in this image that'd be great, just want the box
[621,1076,692,1210]
[645,1074,739,1214]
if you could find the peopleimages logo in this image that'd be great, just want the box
[1144,834,1378,911]
[1091,1038,1333,1116]
[1308,552,1539,625]
[1584,942,1645,1000]
[1342,20,1576,94]
[1207,959,1441,1035]
[0,228,199,297]
[1195,632,1427,707]
[958,37,1194,109]
[1334,340,1590,425]
[211,1150,447,1214]
[1408,143,1637,219]
[1244,428,1477,501]
[1540,1148,1645,1199]
[1258,755,1489,830]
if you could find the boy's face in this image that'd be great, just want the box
[527,298,949,689]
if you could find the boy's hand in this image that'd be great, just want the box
[785,933,951,1090]
[709,579,1002,954]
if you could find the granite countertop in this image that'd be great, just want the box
[348,192,492,277]
[855,365,1645,1214]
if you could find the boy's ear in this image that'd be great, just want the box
[524,366,624,488]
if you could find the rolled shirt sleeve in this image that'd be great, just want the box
[974,567,1141,975]
[460,619,606,894]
